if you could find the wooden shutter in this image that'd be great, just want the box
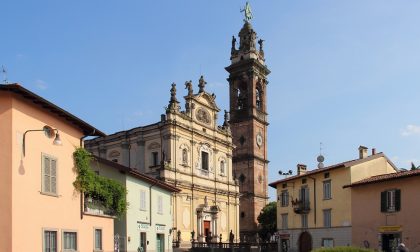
[395,189,401,211]
[380,191,387,212]
[158,195,163,214]
[44,156,51,192]
[140,190,146,210]
[50,159,57,194]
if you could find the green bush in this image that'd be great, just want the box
[73,148,127,217]
[312,247,375,252]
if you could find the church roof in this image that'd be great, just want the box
[92,155,181,193]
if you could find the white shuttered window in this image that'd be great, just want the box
[157,195,163,214]
[42,154,57,195]
[140,190,146,210]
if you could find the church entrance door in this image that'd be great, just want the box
[204,221,211,237]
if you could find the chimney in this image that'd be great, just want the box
[358,146,368,159]
[372,148,376,155]
[297,164,307,175]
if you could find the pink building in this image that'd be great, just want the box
[344,169,420,252]
[0,84,114,252]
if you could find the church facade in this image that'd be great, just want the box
[85,78,240,245]
[86,11,270,245]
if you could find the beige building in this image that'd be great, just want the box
[344,169,420,252]
[0,84,114,252]
[269,146,397,252]
[85,79,240,246]
[90,156,180,252]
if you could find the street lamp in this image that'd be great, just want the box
[22,125,62,156]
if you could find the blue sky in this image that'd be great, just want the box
[3,1,420,200]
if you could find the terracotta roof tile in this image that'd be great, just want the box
[343,169,420,188]
[269,153,398,188]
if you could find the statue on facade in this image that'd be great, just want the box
[231,36,237,54]
[258,39,264,51]
[170,83,177,102]
[223,110,230,128]
[198,75,206,93]
[185,80,193,96]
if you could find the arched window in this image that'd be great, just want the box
[182,149,188,164]
[256,88,262,109]
[220,161,225,175]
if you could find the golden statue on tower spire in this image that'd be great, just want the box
[240,2,253,23]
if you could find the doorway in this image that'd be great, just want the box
[381,233,400,252]
[204,221,211,237]
[140,232,146,252]
[156,234,164,252]
[298,231,312,252]
[280,239,289,252]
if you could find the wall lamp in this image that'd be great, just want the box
[23,125,62,156]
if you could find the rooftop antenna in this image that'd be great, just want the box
[2,65,8,84]
[317,142,325,169]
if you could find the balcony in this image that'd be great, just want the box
[84,196,115,217]
[292,199,310,214]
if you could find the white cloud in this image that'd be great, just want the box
[401,124,420,136]
[34,79,47,90]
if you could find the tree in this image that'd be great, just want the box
[257,201,277,242]
[411,162,420,170]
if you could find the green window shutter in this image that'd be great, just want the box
[381,191,387,212]
[395,189,401,211]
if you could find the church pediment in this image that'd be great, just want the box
[188,91,220,112]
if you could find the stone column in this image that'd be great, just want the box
[197,212,203,241]
[213,215,218,240]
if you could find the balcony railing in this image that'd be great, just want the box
[291,199,310,214]
[84,196,115,217]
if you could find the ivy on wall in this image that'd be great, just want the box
[73,147,127,217]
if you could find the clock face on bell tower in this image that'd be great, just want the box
[225,17,270,239]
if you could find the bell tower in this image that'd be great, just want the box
[225,9,270,240]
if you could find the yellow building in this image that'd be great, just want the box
[86,79,240,247]
[269,146,397,252]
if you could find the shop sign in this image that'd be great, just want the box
[378,226,402,232]
[156,224,166,233]
[138,222,150,231]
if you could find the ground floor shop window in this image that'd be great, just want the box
[381,233,401,252]
[322,238,334,247]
